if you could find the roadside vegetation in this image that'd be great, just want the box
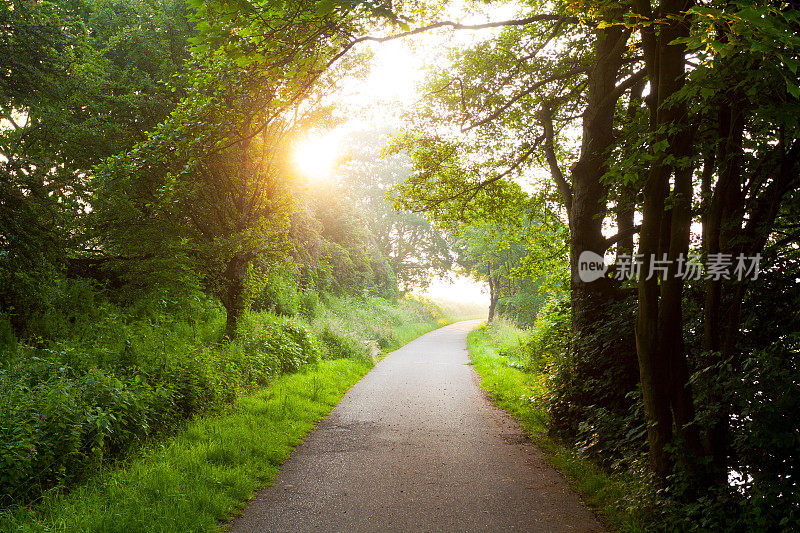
[0,296,471,531]
[468,320,650,532]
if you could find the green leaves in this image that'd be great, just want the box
[786,78,800,100]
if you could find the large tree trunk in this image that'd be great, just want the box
[634,0,700,482]
[221,251,250,337]
[568,23,629,341]
[701,101,744,484]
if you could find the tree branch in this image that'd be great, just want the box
[538,103,572,216]
[596,68,647,114]
[219,15,577,153]
[460,65,589,132]
[603,224,642,251]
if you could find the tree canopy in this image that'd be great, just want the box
[1,0,799,528]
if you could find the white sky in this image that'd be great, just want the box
[334,2,520,127]
[416,274,490,306]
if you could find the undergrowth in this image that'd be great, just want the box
[0,359,370,532]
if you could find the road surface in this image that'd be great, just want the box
[229,320,605,532]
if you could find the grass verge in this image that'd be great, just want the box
[467,320,648,533]
[2,298,474,532]
[1,359,370,532]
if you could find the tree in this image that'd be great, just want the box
[298,180,398,297]
[629,0,800,483]
[451,196,566,323]
[95,57,299,336]
[391,4,640,352]
[0,0,195,334]
[340,129,453,293]
[94,0,412,334]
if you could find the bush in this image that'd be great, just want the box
[525,296,571,370]
[237,313,320,375]
[526,294,644,466]
[251,265,301,317]
[25,278,108,345]
[0,365,178,506]
[496,280,548,329]
[0,307,324,508]
[299,291,320,319]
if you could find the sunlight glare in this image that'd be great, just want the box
[293,132,341,181]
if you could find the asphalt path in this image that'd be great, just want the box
[228,320,606,532]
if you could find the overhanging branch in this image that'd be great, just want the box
[603,224,642,251]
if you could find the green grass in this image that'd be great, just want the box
[0,359,371,532]
[310,295,468,353]
[467,320,649,533]
[1,296,468,532]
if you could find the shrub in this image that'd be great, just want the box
[299,291,320,319]
[25,278,107,345]
[525,296,571,370]
[0,309,324,508]
[0,366,177,506]
[238,314,320,375]
[529,294,644,466]
[0,292,449,510]
[496,280,548,329]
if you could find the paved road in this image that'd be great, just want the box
[229,321,605,532]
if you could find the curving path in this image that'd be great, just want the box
[229,320,605,532]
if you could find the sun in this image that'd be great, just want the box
[293,132,341,181]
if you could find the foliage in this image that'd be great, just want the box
[250,263,303,318]
[524,296,572,370]
[318,327,369,361]
[93,50,301,334]
[339,128,454,293]
[0,301,314,506]
[450,200,567,325]
[284,180,403,300]
[0,0,195,335]
[540,294,642,465]
[89,0,416,335]
[0,358,372,532]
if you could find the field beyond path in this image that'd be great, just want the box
[229,321,605,532]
